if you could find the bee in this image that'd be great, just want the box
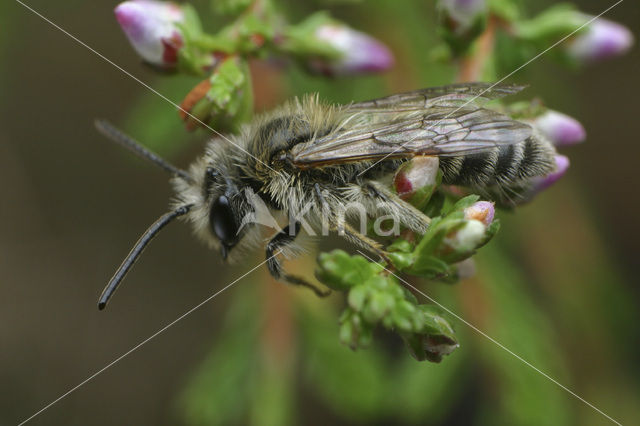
[96,82,556,309]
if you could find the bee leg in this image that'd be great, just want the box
[266,222,331,297]
[364,181,431,233]
[314,183,327,205]
[338,222,395,269]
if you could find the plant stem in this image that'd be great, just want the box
[456,16,498,82]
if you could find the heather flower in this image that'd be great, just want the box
[535,110,586,147]
[309,24,394,75]
[530,155,570,194]
[464,201,495,226]
[393,157,441,209]
[115,1,186,68]
[444,219,487,253]
[567,17,633,63]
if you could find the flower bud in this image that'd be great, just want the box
[530,154,570,194]
[310,24,394,75]
[115,1,186,68]
[567,17,633,63]
[445,219,487,253]
[534,110,586,146]
[179,57,252,132]
[393,157,441,209]
[464,201,495,226]
[438,0,487,34]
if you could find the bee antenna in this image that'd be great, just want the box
[95,119,193,183]
[98,204,193,310]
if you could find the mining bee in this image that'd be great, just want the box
[96,82,556,309]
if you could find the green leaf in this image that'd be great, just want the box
[406,255,451,278]
[402,305,458,362]
[387,238,413,253]
[363,291,396,323]
[423,190,446,217]
[446,194,481,215]
[182,57,253,133]
[387,251,414,270]
[347,284,368,311]
[315,250,383,291]
[489,0,522,22]
[514,4,587,44]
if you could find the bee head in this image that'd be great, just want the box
[95,121,255,310]
[172,147,259,262]
[202,165,242,259]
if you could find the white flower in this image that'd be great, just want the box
[567,17,633,63]
[115,1,186,67]
[535,110,586,146]
[445,220,486,252]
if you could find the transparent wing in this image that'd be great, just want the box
[287,83,530,169]
[350,82,526,112]
[288,106,532,169]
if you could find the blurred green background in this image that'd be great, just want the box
[1,0,639,425]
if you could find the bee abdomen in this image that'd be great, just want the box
[440,135,555,188]
[439,150,499,187]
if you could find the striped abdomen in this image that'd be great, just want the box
[439,134,556,189]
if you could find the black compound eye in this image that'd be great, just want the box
[209,195,239,256]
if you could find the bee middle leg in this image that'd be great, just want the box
[266,222,331,297]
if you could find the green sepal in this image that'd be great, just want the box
[280,12,343,59]
[402,305,458,362]
[175,5,214,76]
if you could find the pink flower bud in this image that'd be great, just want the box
[393,157,440,206]
[464,201,495,226]
[310,25,394,75]
[534,110,586,147]
[567,17,633,63]
[531,154,570,194]
[115,1,186,68]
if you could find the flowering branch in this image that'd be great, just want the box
[115,0,393,132]
[114,0,633,363]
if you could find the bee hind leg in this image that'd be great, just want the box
[364,181,431,233]
[266,222,331,297]
[338,222,395,270]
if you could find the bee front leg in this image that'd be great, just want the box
[266,222,331,297]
